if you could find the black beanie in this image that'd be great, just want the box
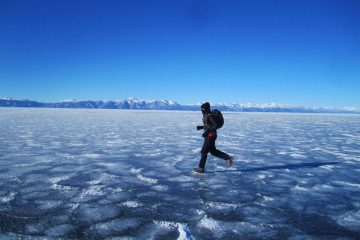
[201,102,211,110]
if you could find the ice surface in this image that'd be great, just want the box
[45,224,75,237]
[0,108,360,239]
[85,218,141,239]
[120,201,142,208]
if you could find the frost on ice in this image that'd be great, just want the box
[0,108,359,239]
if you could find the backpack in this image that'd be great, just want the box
[211,109,224,129]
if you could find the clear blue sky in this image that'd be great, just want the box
[1,0,359,107]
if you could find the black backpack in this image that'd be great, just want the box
[211,109,224,129]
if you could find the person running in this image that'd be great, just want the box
[194,102,233,173]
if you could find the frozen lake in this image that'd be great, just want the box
[0,108,360,239]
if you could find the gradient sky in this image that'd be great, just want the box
[1,0,359,107]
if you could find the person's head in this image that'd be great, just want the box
[201,102,211,115]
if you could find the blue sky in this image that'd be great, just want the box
[1,0,359,107]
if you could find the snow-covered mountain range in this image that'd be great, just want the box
[0,97,358,114]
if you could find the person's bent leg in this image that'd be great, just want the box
[210,148,230,160]
[209,136,233,167]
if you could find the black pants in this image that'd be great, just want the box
[199,134,230,168]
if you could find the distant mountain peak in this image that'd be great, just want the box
[0,96,22,101]
[0,96,13,100]
[59,99,78,102]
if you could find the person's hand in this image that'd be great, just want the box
[202,131,208,137]
[197,126,204,130]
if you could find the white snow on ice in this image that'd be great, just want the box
[0,108,359,239]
